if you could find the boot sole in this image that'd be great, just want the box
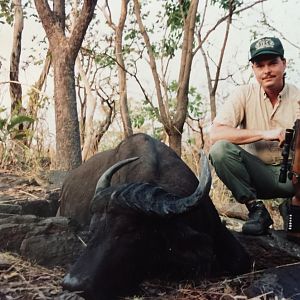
[242,221,273,236]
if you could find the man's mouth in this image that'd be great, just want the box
[263,76,275,80]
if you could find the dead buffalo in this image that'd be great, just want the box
[60,133,251,300]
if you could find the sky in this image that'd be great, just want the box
[0,0,300,139]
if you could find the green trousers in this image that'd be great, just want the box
[209,140,294,204]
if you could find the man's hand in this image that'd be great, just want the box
[262,128,285,146]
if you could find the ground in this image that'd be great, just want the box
[0,169,300,300]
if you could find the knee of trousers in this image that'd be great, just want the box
[209,140,237,165]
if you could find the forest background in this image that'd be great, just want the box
[0,0,299,176]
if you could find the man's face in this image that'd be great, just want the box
[251,55,286,91]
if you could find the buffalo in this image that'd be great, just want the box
[59,133,251,300]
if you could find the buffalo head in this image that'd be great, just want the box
[62,152,216,299]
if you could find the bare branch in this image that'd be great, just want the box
[133,0,170,128]
[194,0,267,55]
[261,11,300,50]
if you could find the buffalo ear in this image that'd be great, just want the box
[90,186,115,213]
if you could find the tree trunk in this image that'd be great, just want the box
[133,0,171,131]
[25,51,52,147]
[102,0,133,138]
[34,0,97,170]
[116,0,133,138]
[53,48,82,170]
[76,57,97,161]
[10,0,23,114]
[134,0,199,157]
[172,0,199,157]
[168,131,182,158]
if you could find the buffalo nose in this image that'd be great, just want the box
[62,273,85,292]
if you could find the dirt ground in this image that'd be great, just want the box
[0,168,299,300]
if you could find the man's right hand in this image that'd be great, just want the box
[262,128,285,146]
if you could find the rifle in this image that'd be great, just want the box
[292,119,300,198]
[279,119,300,197]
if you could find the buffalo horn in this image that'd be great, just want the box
[165,150,212,214]
[93,151,211,216]
[95,157,139,190]
[125,150,211,215]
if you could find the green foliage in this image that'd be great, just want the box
[0,0,31,25]
[0,111,34,142]
[132,80,203,131]
[94,52,115,68]
[165,0,190,30]
[160,0,200,58]
[210,0,243,10]
[167,80,203,119]
[124,28,138,41]
[162,0,187,57]
[187,136,196,146]
[132,102,158,129]
[152,127,165,141]
[0,109,35,170]
[0,0,13,24]
[132,113,145,129]
[187,86,203,119]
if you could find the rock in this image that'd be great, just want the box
[245,263,300,299]
[219,202,248,221]
[33,170,69,189]
[19,199,59,217]
[0,204,22,214]
[0,215,39,250]
[233,230,300,270]
[20,232,86,267]
[0,215,87,267]
[0,196,59,218]
[0,257,11,270]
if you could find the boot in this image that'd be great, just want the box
[242,201,273,235]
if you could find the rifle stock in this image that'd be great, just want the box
[292,119,300,198]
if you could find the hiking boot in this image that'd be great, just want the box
[242,201,273,235]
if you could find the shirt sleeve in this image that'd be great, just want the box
[213,86,246,128]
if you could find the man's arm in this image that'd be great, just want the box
[210,122,285,145]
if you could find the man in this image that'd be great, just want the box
[209,37,300,236]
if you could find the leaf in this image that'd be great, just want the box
[7,115,34,131]
[12,132,27,140]
[0,118,7,130]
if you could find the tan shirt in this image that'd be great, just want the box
[214,83,300,164]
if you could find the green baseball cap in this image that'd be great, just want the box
[249,37,284,61]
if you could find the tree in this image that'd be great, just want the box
[197,0,267,121]
[10,0,23,114]
[133,0,199,156]
[101,0,133,138]
[131,0,269,155]
[34,0,98,170]
[25,51,52,147]
[75,49,116,161]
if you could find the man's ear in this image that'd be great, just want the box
[282,58,287,67]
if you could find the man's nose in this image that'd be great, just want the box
[263,65,271,74]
